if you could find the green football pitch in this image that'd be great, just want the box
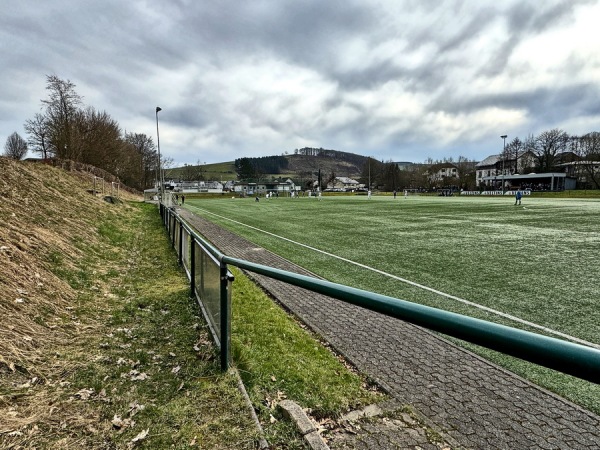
[185,194,600,412]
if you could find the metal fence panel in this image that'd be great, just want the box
[175,221,181,258]
[181,229,191,276]
[191,239,230,359]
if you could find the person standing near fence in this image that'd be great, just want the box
[181,195,185,205]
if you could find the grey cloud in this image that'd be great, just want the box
[427,82,600,133]
[481,1,593,76]
[436,7,497,54]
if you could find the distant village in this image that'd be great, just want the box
[146,147,599,200]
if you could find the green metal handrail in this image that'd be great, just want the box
[222,255,600,384]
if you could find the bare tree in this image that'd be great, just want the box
[360,157,384,189]
[124,132,157,189]
[574,132,600,189]
[506,137,523,173]
[456,156,476,189]
[3,132,28,160]
[24,113,51,159]
[72,107,122,171]
[42,75,83,160]
[534,129,569,172]
[162,156,175,179]
[325,169,336,189]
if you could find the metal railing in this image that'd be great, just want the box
[161,204,233,370]
[159,204,600,383]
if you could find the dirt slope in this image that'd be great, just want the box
[0,157,140,437]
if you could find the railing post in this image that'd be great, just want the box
[190,236,196,298]
[178,222,183,265]
[220,261,230,371]
[172,214,176,247]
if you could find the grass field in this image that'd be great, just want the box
[185,194,600,414]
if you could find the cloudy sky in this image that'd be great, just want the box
[2,1,599,166]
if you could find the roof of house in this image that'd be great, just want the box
[335,177,359,184]
[476,154,501,167]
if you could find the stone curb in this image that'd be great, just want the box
[233,369,269,449]
[278,400,330,450]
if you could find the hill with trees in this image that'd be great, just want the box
[233,148,367,182]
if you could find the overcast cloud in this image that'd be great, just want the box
[2,0,599,165]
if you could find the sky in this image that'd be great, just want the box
[2,0,600,166]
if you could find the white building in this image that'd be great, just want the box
[476,152,536,187]
[232,179,297,195]
[326,176,360,191]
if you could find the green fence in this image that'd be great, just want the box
[159,204,600,383]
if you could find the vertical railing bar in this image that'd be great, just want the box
[172,213,176,247]
[220,260,230,371]
[190,235,196,297]
[178,221,183,265]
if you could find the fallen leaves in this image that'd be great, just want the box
[130,428,149,445]
[263,390,288,410]
[127,401,145,417]
[74,388,95,400]
[121,370,149,381]
[111,414,135,431]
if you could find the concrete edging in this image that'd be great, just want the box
[278,399,330,450]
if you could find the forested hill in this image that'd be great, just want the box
[234,148,368,180]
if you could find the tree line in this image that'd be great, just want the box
[234,155,289,180]
[3,75,158,191]
[358,129,600,191]
[293,147,366,165]
[354,156,477,192]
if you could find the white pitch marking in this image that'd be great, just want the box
[189,206,600,350]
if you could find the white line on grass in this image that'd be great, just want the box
[190,206,600,349]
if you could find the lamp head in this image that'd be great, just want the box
[156,106,162,113]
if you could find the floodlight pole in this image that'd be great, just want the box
[501,135,507,194]
[156,106,164,204]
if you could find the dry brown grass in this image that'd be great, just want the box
[0,157,141,446]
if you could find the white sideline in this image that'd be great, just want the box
[189,206,600,350]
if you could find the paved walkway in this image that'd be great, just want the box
[179,209,600,449]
